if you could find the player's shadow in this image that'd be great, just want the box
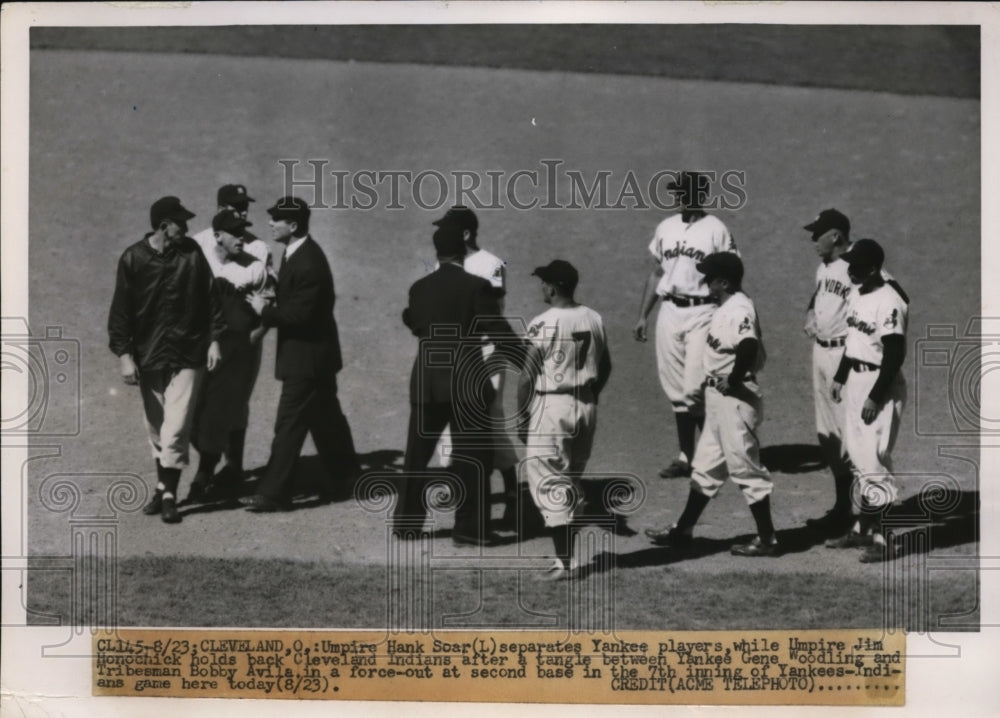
[178,448,404,516]
[760,444,826,474]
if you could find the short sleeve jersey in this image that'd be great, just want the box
[194,228,267,291]
[813,253,894,341]
[704,292,765,378]
[463,248,506,290]
[526,305,608,394]
[845,281,908,366]
[648,214,738,298]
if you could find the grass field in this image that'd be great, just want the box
[20,31,980,631]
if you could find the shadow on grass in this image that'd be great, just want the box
[760,443,826,474]
[886,487,978,557]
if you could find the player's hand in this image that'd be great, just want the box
[249,326,267,346]
[207,341,222,372]
[831,382,843,404]
[632,319,648,342]
[119,354,139,386]
[861,398,879,425]
[803,310,818,339]
[715,375,732,396]
[248,293,268,315]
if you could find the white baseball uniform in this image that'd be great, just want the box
[649,214,738,419]
[523,304,609,527]
[437,248,519,472]
[691,291,772,504]
[841,280,908,508]
[194,228,269,292]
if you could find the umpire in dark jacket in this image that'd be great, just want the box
[243,196,359,511]
[393,224,518,546]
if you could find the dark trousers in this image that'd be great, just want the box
[257,373,358,502]
[394,402,492,539]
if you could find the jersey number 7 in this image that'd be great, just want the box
[572,331,592,370]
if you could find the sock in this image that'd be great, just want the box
[833,472,854,512]
[160,468,181,499]
[749,496,776,543]
[551,525,571,564]
[500,467,518,498]
[225,428,246,471]
[676,413,698,464]
[676,489,711,533]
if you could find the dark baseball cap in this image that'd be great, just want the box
[432,205,479,232]
[266,196,310,224]
[532,259,579,293]
[218,183,255,206]
[150,196,196,229]
[804,208,850,239]
[696,252,744,285]
[841,238,884,268]
[432,224,467,258]
[212,208,252,236]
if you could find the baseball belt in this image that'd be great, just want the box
[847,358,879,373]
[664,294,714,308]
[816,336,845,348]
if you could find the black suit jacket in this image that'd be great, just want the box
[405,263,512,407]
[261,236,343,379]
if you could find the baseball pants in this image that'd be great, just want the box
[522,393,595,527]
[139,367,205,470]
[192,344,256,455]
[690,386,773,504]
[655,300,713,415]
[842,369,905,508]
[813,342,853,476]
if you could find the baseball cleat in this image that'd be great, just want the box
[824,531,873,549]
[541,558,581,581]
[658,460,692,479]
[859,542,895,563]
[644,526,693,549]
[730,536,781,557]
[160,496,181,524]
[142,490,163,516]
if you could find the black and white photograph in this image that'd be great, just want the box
[1,1,997,715]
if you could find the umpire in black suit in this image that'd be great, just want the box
[243,196,359,511]
[393,224,517,546]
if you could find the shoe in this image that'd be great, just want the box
[825,531,873,549]
[142,490,163,516]
[805,508,854,532]
[730,536,781,557]
[658,460,692,479]
[161,496,181,524]
[239,494,289,513]
[644,525,693,548]
[541,558,581,581]
[859,542,895,563]
[184,479,209,505]
[452,531,502,547]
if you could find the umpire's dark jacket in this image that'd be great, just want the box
[404,262,508,411]
[261,236,342,377]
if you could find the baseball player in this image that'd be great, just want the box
[645,253,779,557]
[633,171,738,479]
[827,239,908,563]
[193,183,274,488]
[519,260,612,579]
[432,206,521,528]
[801,208,858,531]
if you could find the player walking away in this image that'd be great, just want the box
[108,196,223,524]
[645,253,779,557]
[826,239,908,563]
[801,209,858,532]
[520,261,612,580]
[431,206,522,528]
[633,171,738,479]
[193,183,274,490]
[187,210,270,503]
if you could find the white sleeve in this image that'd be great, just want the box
[877,293,907,337]
[647,234,660,261]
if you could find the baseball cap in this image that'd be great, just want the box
[266,196,310,224]
[432,224,467,257]
[212,208,252,236]
[666,171,710,208]
[803,208,850,239]
[532,259,579,293]
[840,238,884,268]
[218,184,255,206]
[150,196,196,229]
[432,205,479,232]
[696,252,744,285]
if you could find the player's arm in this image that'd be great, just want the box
[830,353,851,403]
[594,344,612,400]
[861,334,905,423]
[633,260,664,342]
[204,259,225,371]
[108,253,139,385]
[723,337,759,394]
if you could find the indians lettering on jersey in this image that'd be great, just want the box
[844,281,909,366]
[527,305,608,394]
[648,214,737,298]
